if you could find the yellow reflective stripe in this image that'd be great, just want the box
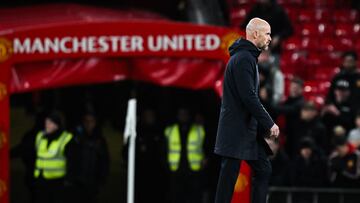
[58,132,72,156]
[166,124,181,171]
[187,125,205,171]
[36,159,66,168]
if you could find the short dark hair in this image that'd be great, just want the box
[291,77,304,87]
[332,135,347,147]
[356,110,360,118]
[342,51,358,61]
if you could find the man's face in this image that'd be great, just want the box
[289,82,303,97]
[83,115,96,134]
[255,25,272,51]
[334,89,350,103]
[336,145,349,157]
[356,117,360,128]
[177,109,190,124]
[300,147,312,160]
[45,118,58,134]
[342,55,356,71]
[301,109,317,121]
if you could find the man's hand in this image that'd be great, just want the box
[270,124,280,138]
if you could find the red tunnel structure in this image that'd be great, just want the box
[0,4,250,203]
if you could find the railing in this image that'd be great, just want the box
[268,187,360,203]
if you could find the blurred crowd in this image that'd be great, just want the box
[261,50,360,189]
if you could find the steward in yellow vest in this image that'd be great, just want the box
[164,123,205,172]
[33,112,74,203]
[164,108,206,203]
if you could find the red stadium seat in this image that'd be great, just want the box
[301,37,320,51]
[306,53,323,67]
[232,0,255,6]
[304,0,335,7]
[298,10,314,22]
[278,0,303,7]
[230,6,250,27]
[301,23,334,37]
[282,37,302,51]
[356,40,360,52]
[284,7,299,24]
[312,67,340,81]
[337,37,354,51]
[320,37,354,52]
[335,24,360,38]
[280,51,308,78]
[298,9,331,23]
[323,51,342,66]
[333,9,359,23]
[321,37,337,52]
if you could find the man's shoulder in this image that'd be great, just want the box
[229,50,254,67]
[231,49,253,59]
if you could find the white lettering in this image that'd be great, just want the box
[194,35,205,51]
[148,36,161,52]
[120,36,131,52]
[31,38,44,53]
[72,37,87,53]
[184,35,193,51]
[44,38,59,53]
[88,36,97,53]
[13,38,31,53]
[98,36,109,53]
[132,36,144,52]
[162,35,177,51]
[109,36,120,52]
[60,37,72,53]
[206,34,220,50]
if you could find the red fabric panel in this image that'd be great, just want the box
[132,58,224,90]
[0,61,10,203]
[10,57,225,94]
[10,58,129,93]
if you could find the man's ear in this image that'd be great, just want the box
[253,30,258,39]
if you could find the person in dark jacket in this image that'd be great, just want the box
[322,79,355,133]
[67,112,109,203]
[214,18,280,203]
[289,138,327,203]
[329,136,360,188]
[287,101,327,156]
[272,77,305,156]
[266,138,289,186]
[10,112,46,203]
[326,51,360,112]
[134,109,167,203]
[289,138,327,187]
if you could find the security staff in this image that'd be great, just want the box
[33,112,73,203]
[164,108,206,203]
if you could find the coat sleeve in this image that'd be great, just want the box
[232,56,274,130]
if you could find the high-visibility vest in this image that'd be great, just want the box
[34,131,73,179]
[164,124,205,172]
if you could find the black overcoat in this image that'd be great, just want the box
[214,39,274,160]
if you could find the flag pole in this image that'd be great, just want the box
[124,98,137,203]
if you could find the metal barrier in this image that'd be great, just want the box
[268,187,360,203]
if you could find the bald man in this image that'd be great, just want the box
[214,18,280,203]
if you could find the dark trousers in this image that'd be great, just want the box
[170,172,202,203]
[215,145,272,203]
[34,178,65,203]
